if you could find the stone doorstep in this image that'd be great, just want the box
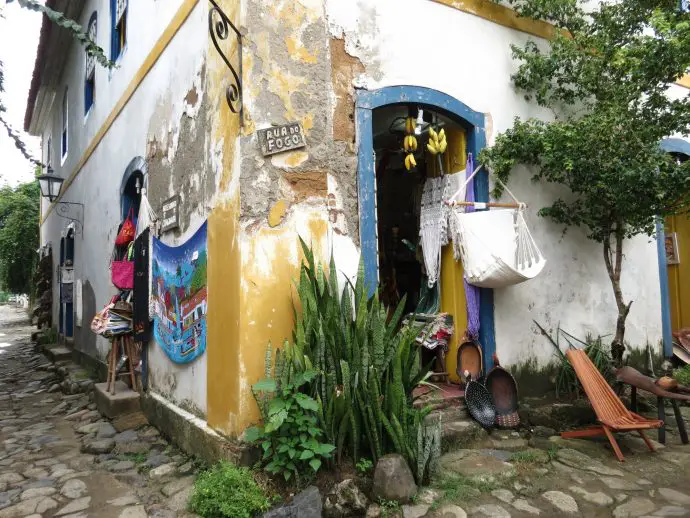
[41,344,73,363]
[94,382,141,419]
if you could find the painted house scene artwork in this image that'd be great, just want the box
[151,222,208,364]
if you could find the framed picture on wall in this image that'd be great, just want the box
[666,232,680,265]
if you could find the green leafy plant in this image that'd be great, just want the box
[378,498,401,517]
[245,348,335,483]
[480,0,690,366]
[355,458,374,475]
[535,321,612,398]
[288,238,439,483]
[188,462,271,518]
[674,365,690,386]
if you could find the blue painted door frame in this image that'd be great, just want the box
[355,86,495,374]
[658,138,690,357]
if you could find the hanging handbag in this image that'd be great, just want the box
[111,242,134,289]
[115,208,136,246]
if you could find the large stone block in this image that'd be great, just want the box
[94,382,141,419]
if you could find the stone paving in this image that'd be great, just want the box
[406,421,690,517]
[0,306,198,518]
[4,301,690,518]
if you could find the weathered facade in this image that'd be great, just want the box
[26,0,690,442]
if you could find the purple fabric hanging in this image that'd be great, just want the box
[464,153,481,339]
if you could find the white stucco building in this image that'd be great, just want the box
[25,0,690,441]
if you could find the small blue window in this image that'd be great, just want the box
[85,12,97,114]
[111,0,127,61]
[682,0,689,11]
[61,89,68,159]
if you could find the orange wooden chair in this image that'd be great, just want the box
[561,348,664,462]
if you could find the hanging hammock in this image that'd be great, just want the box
[446,165,546,289]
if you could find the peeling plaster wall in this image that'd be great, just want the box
[202,0,364,435]
[324,0,664,367]
[40,1,209,415]
[239,0,359,237]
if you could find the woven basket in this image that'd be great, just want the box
[496,411,520,428]
[486,355,520,429]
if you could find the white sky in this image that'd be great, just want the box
[0,2,42,187]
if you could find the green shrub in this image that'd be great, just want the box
[188,462,271,518]
[245,362,335,483]
[355,458,374,475]
[674,365,690,386]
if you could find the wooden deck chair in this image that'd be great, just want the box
[561,348,664,462]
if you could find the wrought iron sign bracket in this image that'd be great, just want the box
[209,0,243,125]
[55,201,85,237]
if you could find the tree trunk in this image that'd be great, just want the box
[603,226,632,367]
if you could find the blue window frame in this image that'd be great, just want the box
[110,0,127,61]
[85,12,97,115]
[61,89,68,160]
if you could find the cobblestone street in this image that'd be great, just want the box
[0,306,197,518]
[5,302,690,517]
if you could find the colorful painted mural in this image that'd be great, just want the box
[152,222,208,364]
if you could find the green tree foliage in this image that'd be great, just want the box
[480,0,690,363]
[0,180,40,294]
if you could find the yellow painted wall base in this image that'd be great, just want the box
[207,201,330,437]
[666,215,690,331]
[206,200,241,435]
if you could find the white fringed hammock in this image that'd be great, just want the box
[446,165,546,289]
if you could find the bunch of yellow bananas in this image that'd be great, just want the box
[426,127,447,155]
[404,153,417,170]
[403,135,418,152]
[403,117,417,171]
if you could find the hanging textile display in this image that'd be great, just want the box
[404,313,454,352]
[151,222,208,364]
[133,228,151,343]
[419,168,466,289]
[419,177,445,288]
[462,154,481,339]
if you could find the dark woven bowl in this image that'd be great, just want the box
[486,366,520,428]
[465,378,496,428]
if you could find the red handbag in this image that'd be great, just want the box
[111,243,134,289]
[115,209,136,246]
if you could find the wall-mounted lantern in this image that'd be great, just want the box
[37,168,85,236]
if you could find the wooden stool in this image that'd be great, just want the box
[106,335,138,394]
